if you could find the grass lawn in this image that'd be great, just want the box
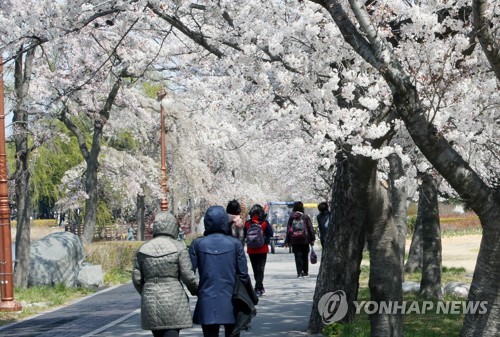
[323,267,471,337]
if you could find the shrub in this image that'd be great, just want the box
[322,323,342,337]
[12,219,58,228]
[84,241,141,285]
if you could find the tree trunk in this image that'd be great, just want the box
[81,139,100,243]
[60,76,122,244]
[308,151,365,333]
[387,153,408,278]
[392,87,500,336]
[418,171,442,299]
[190,197,195,233]
[13,157,30,289]
[404,206,423,273]
[316,1,499,334]
[350,155,403,337]
[461,226,500,336]
[12,48,35,289]
[136,194,145,241]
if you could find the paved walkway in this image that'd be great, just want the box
[0,246,321,337]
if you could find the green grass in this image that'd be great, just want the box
[0,284,94,325]
[441,228,482,237]
[321,266,472,336]
[405,266,470,284]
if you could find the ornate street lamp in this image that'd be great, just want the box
[0,55,21,311]
[157,89,168,211]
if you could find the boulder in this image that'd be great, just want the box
[402,281,420,294]
[444,282,470,298]
[77,262,104,288]
[28,232,85,288]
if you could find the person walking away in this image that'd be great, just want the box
[132,211,198,337]
[285,201,315,278]
[316,201,330,248]
[226,199,244,244]
[244,204,273,296]
[189,206,251,337]
[127,225,136,241]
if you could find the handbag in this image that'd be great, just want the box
[310,246,317,264]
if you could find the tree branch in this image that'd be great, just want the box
[472,0,500,82]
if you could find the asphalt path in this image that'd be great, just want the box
[0,246,321,337]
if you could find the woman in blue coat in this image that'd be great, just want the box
[189,205,249,337]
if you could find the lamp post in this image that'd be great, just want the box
[157,89,168,211]
[0,55,21,311]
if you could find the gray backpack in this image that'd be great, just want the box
[247,222,265,248]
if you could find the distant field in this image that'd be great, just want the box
[440,212,480,231]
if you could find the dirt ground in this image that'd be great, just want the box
[11,226,65,242]
[407,234,482,273]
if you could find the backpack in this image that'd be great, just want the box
[291,217,307,242]
[246,222,265,249]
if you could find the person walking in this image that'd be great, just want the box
[226,199,244,243]
[316,201,331,248]
[132,211,198,337]
[189,206,251,337]
[244,204,273,296]
[285,201,315,278]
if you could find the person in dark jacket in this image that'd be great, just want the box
[285,201,315,278]
[189,205,250,337]
[132,211,198,337]
[316,201,331,248]
[243,204,273,297]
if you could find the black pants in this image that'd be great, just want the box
[202,324,239,337]
[292,244,310,276]
[152,329,179,337]
[249,253,267,291]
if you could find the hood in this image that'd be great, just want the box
[204,205,229,235]
[152,211,179,238]
[291,211,304,220]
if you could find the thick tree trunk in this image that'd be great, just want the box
[387,153,408,278]
[316,1,499,334]
[12,49,35,289]
[350,155,403,337]
[136,194,145,241]
[404,203,423,273]
[308,151,365,333]
[418,171,442,299]
[392,87,500,336]
[13,159,30,289]
[81,146,99,244]
[461,225,500,336]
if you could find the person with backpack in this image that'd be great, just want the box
[285,201,316,278]
[316,201,331,248]
[244,204,274,297]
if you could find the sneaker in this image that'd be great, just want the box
[303,273,309,278]
[256,290,262,297]
[297,274,303,278]
[260,289,266,296]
